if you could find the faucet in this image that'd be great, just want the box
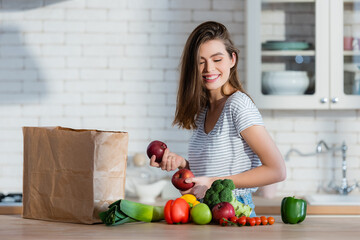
[286,140,358,195]
[316,141,357,195]
[315,140,330,153]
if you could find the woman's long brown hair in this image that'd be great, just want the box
[173,21,248,130]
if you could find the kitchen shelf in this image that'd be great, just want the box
[262,50,315,56]
[344,50,360,56]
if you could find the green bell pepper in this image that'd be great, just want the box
[281,196,307,224]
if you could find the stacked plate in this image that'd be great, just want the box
[262,41,310,50]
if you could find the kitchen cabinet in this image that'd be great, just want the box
[246,0,360,109]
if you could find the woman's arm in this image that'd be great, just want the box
[186,125,286,199]
[224,125,286,188]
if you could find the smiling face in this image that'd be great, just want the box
[199,39,236,94]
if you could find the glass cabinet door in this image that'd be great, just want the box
[247,0,330,109]
[261,1,315,96]
[330,0,360,109]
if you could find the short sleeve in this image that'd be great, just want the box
[231,93,264,137]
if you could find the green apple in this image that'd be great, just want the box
[190,203,212,225]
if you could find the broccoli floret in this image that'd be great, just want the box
[203,179,252,217]
[204,179,234,209]
[212,181,225,192]
[219,188,233,202]
[204,189,219,204]
[221,179,235,190]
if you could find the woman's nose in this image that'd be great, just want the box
[204,61,214,72]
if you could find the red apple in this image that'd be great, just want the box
[211,202,235,222]
[147,140,167,163]
[171,169,195,191]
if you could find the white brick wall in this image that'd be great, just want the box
[0,0,359,197]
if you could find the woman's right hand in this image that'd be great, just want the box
[149,148,186,171]
[179,176,213,199]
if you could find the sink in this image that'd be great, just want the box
[305,194,360,206]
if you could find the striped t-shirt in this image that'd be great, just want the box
[188,91,264,196]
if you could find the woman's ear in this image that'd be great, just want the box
[231,52,236,68]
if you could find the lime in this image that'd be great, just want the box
[190,203,212,225]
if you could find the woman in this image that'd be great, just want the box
[150,21,286,216]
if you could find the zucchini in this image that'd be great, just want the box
[120,199,164,222]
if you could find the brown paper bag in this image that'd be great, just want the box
[22,126,128,224]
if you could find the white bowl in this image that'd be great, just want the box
[126,179,168,204]
[262,71,310,95]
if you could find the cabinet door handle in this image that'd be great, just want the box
[331,97,339,103]
[320,98,328,103]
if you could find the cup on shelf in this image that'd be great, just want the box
[344,36,354,50]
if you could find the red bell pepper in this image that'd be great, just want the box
[164,198,190,224]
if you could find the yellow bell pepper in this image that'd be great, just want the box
[180,194,200,208]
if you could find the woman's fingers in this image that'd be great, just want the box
[152,148,183,172]
[179,177,211,199]
[149,155,160,167]
[166,156,175,172]
[162,149,181,171]
[185,177,196,184]
[160,148,170,170]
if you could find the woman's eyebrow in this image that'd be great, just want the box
[200,52,224,59]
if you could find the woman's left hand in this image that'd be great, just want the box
[180,176,214,199]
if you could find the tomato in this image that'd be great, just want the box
[254,217,261,225]
[268,216,275,225]
[261,216,268,225]
[219,218,226,226]
[219,218,231,226]
[230,216,238,224]
[237,216,246,226]
[247,217,256,226]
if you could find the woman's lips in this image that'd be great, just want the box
[203,74,220,83]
